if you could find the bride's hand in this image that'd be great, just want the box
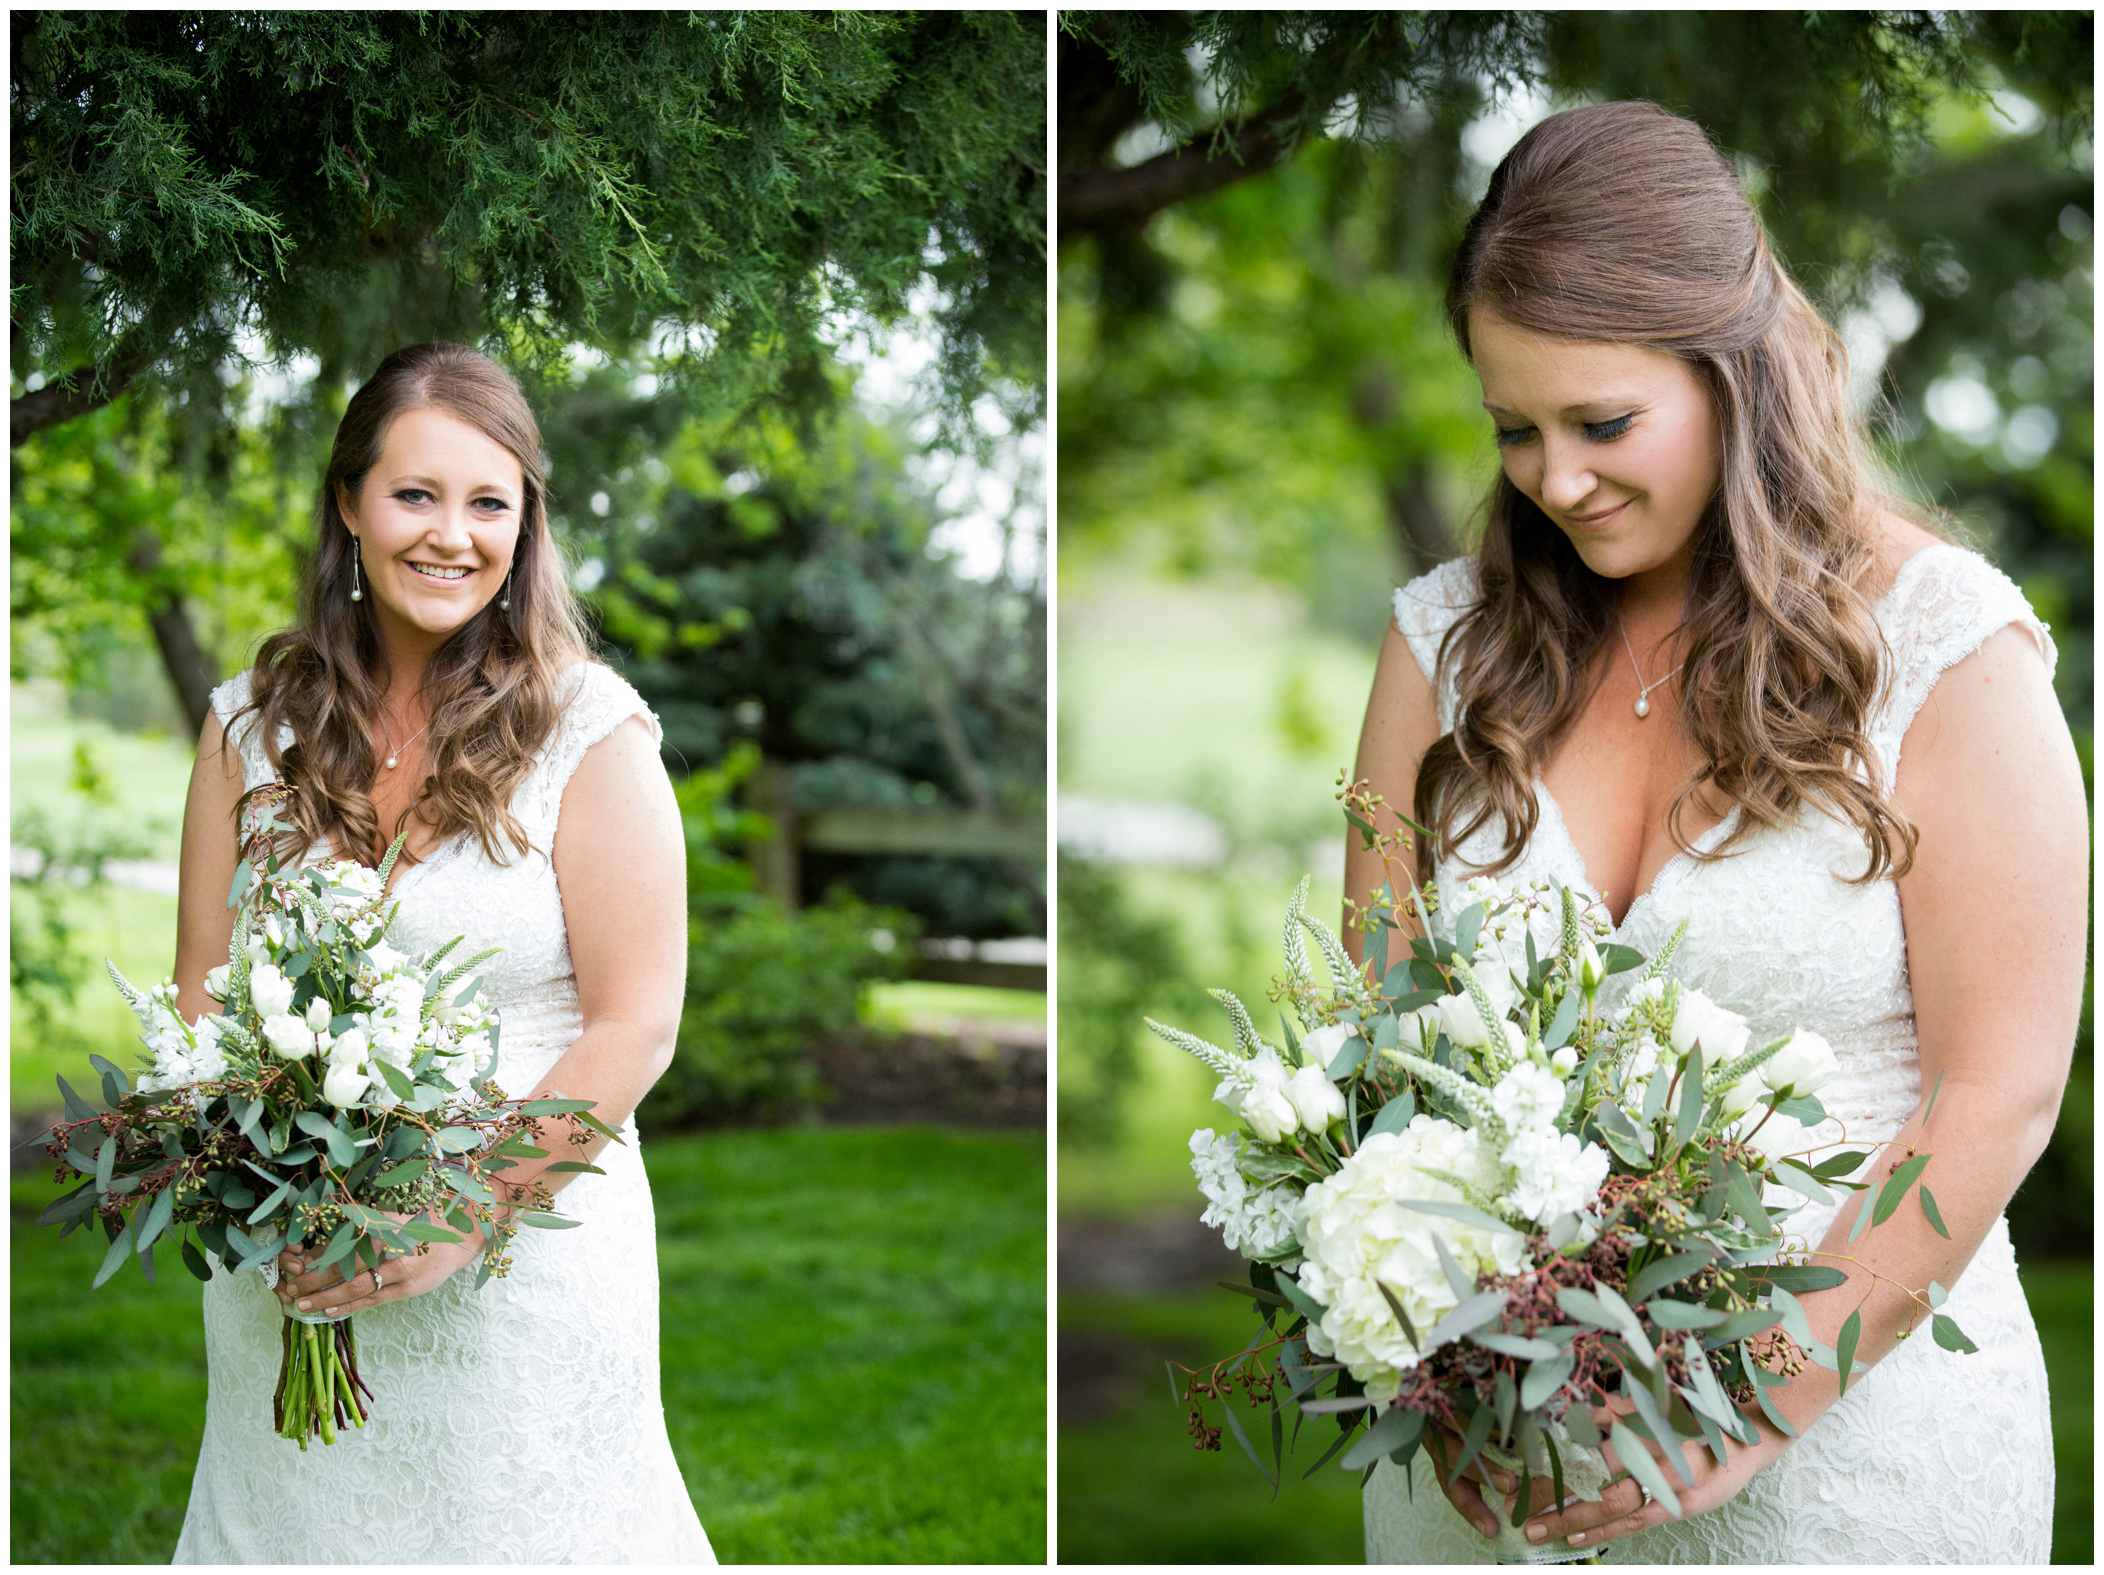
[273,1215,485,1318]
[1425,1422,1528,1540]
[1518,1395,1794,1551]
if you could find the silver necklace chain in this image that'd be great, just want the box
[1617,619,1685,720]
[377,714,432,770]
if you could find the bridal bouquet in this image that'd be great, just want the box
[1152,780,1973,1562]
[34,793,619,1447]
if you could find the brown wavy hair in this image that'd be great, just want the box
[1415,100,1926,887]
[232,342,593,867]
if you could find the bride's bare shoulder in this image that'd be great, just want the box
[1853,509,1947,603]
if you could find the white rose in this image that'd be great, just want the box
[202,964,232,1002]
[249,964,295,1020]
[1285,1065,1347,1132]
[322,1063,370,1108]
[261,1014,317,1060]
[1549,1045,1579,1077]
[1299,1022,1356,1073]
[1718,1077,1766,1120]
[365,941,406,977]
[1436,992,1493,1049]
[304,997,334,1033]
[1669,988,1750,1070]
[1233,1047,1302,1144]
[1759,1029,1837,1098]
[1732,1105,1806,1164]
[1576,934,1605,993]
[328,1027,369,1068]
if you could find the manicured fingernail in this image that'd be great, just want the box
[1569,1532,1587,1546]
[1527,1524,1547,1544]
[297,1299,311,1310]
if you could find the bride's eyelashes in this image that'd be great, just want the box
[389,487,514,516]
[1491,413,1639,448]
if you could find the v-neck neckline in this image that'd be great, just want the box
[1529,779,1741,934]
[1514,547,1941,932]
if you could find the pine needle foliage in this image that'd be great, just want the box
[12,11,1046,439]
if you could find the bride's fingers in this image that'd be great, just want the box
[1425,1428,1504,1540]
[1525,1472,1648,1543]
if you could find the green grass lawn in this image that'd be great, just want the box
[864,980,1046,1033]
[13,884,182,1113]
[13,1125,1046,1564]
[1059,1260,2092,1564]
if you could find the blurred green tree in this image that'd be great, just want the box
[13,9,1046,732]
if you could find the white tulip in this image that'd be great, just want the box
[328,1028,369,1069]
[261,1014,316,1059]
[322,1063,371,1108]
[1577,934,1605,993]
[1760,1029,1838,1098]
[1285,1064,1347,1131]
[249,964,295,1020]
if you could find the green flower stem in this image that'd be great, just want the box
[310,1324,336,1446]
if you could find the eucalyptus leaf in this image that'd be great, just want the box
[1931,1313,1978,1354]
[1626,1250,1709,1306]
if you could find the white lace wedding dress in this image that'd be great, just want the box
[173,662,715,1564]
[1364,545,2057,1565]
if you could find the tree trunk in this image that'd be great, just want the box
[125,527,220,740]
[11,348,152,447]
[1383,459,1458,577]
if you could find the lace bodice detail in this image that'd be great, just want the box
[174,661,714,1565]
[209,661,661,1086]
[1364,545,2056,1564]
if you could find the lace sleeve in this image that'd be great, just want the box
[1871,545,2058,789]
[207,671,283,793]
[1390,557,1479,734]
[517,663,666,849]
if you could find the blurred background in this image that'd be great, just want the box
[11,12,1045,1562]
[1054,11,2091,1564]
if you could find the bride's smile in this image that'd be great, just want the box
[338,405,523,650]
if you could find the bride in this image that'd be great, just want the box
[167,342,715,1562]
[1350,103,2082,1563]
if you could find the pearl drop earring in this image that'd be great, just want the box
[499,565,512,612]
[350,537,363,603]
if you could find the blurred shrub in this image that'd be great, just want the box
[1056,855,1194,1147]
[10,741,155,1043]
[641,744,913,1129]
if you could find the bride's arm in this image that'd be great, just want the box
[507,712,688,1182]
[1344,622,1443,965]
[1525,621,2087,1549]
[173,712,244,1024]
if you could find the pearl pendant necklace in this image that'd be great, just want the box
[378,716,432,770]
[1617,618,1685,720]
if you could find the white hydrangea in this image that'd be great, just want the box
[1491,1062,1565,1133]
[1292,1117,1529,1398]
[1189,1130,1301,1260]
[1500,1125,1611,1222]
